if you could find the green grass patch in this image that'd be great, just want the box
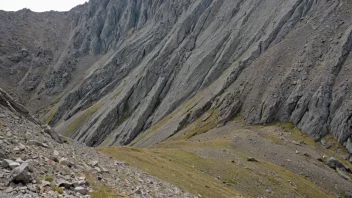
[167,110,218,141]
[110,80,127,100]
[86,173,125,198]
[40,102,62,124]
[98,142,332,198]
[97,146,242,198]
[44,175,54,182]
[62,103,102,137]
[51,185,63,194]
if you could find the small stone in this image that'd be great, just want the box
[18,143,26,151]
[5,186,13,193]
[0,114,5,118]
[13,147,21,152]
[265,189,272,193]
[53,150,59,156]
[57,179,73,189]
[74,187,89,195]
[292,140,301,145]
[303,153,311,157]
[27,183,37,192]
[27,140,49,148]
[295,150,299,154]
[9,162,21,169]
[320,139,331,149]
[73,180,86,187]
[247,157,258,162]
[90,160,99,167]
[2,159,15,168]
[94,167,101,173]
[40,180,51,188]
[59,158,71,166]
[49,156,59,163]
[78,176,86,181]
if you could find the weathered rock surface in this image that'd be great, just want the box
[0,0,352,153]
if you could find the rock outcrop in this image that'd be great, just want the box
[1,0,352,151]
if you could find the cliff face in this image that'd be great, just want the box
[1,0,352,151]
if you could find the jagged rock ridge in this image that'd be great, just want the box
[1,0,352,151]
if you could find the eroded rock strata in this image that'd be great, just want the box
[0,0,352,151]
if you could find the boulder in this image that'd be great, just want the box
[43,126,63,144]
[9,162,21,169]
[9,162,33,184]
[74,186,89,195]
[320,139,331,149]
[27,140,49,148]
[18,143,26,151]
[327,157,348,171]
[2,159,15,168]
[57,179,73,189]
[73,180,86,187]
[59,158,71,166]
[247,157,258,162]
[90,160,99,167]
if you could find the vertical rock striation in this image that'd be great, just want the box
[1,0,352,151]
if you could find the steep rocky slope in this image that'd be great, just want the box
[0,89,194,197]
[1,0,352,154]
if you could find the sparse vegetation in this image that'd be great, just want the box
[51,185,63,194]
[98,134,332,198]
[40,102,62,124]
[44,175,54,182]
[110,80,127,100]
[86,173,124,198]
[130,97,198,146]
[62,103,102,137]
[168,110,218,141]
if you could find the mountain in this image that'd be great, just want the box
[2,0,352,150]
[1,0,352,197]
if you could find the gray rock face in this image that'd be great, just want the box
[1,0,352,152]
[346,138,352,154]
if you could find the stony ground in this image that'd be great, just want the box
[0,105,195,198]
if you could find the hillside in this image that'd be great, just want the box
[1,0,352,197]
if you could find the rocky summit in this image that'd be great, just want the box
[1,0,352,197]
